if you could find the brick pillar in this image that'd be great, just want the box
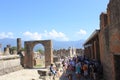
[96,37,100,61]
[17,38,22,52]
[88,47,91,59]
[90,45,93,59]
[94,41,97,60]
[100,13,108,29]
[45,40,53,67]
[92,42,95,59]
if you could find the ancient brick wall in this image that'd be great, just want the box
[53,48,77,58]
[99,0,120,80]
[107,0,120,25]
[24,40,53,68]
[109,23,120,53]
[99,26,113,80]
[108,0,120,80]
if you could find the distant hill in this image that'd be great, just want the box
[0,38,85,50]
[52,40,84,50]
[0,38,16,49]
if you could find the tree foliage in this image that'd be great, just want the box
[11,46,17,51]
[36,48,44,55]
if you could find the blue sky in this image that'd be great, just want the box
[0,0,109,41]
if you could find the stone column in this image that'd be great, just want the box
[94,41,97,60]
[86,45,90,58]
[7,44,12,54]
[17,38,22,52]
[90,43,94,59]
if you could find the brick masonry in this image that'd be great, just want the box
[24,40,53,68]
[99,0,120,80]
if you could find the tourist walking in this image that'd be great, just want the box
[50,64,57,80]
[75,59,81,80]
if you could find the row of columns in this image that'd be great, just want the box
[84,36,100,61]
[0,38,22,55]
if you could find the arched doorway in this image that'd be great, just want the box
[24,40,53,68]
[33,44,45,68]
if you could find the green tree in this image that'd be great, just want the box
[11,46,17,51]
[21,47,25,51]
[11,46,25,51]
[36,48,44,55]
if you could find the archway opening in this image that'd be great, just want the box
[33,44,45,68]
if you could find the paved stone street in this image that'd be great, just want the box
[0,69,41,80]
[0,68,92,80]
[0,68,62,80]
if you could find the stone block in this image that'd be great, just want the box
[38,69,48,76]
[0,55,22,75]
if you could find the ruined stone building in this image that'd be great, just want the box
[84,0,120,80]
[0,38,23,75]
[84,30,100,61]
[53,47,84,58]
[76,48,84,56]
[53,47,76,58]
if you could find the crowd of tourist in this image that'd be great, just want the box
[61,56,103,80]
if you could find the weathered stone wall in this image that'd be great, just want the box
[99,27,114,80]
[53,47,77,58]
[0,55,22,75]
[107,0,120,25]
[108,22,120,80]
[109,22,120,53]
[99,0,120,80]
[24,40,53,68]
[76,49,84,56]
[99,13,115,80]
[53,49,71,57]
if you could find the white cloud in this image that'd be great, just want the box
[0,32,14,39]
[43,29,69,41]
[77,29,87,35]
[75,29,87,40]
[22,30,69,41]
[22,31,42,40]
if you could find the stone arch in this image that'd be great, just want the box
[24,40,53,68]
